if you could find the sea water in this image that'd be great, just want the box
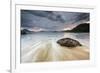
[21,32,89,62]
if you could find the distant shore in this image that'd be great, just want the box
[21,23,89,35]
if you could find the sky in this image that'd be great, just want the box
[21,10,89,31]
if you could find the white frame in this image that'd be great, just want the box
[11,3,96,73]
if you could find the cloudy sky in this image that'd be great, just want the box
[21,10,89,31]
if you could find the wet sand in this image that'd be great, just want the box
[21,40,89,63]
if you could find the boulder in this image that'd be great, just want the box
[57,38,82,47]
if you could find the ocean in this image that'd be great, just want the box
[20,32,89,62]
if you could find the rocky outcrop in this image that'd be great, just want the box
[70,23,89,32]
[21,29,32,35]
[57,38,82,47]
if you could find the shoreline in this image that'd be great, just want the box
[21,40,89,63]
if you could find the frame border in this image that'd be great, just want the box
[11,3,96,73]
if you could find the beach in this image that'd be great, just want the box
[21,39,89,63]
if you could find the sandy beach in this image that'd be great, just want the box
[21,40,89,63]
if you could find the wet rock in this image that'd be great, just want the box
[57,38,82,47]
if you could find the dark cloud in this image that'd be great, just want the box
[21,10,89,31]
[21,10,66,23]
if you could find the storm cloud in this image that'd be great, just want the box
[21,10,89,31]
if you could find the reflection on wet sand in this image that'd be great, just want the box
[21,40,89,63]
